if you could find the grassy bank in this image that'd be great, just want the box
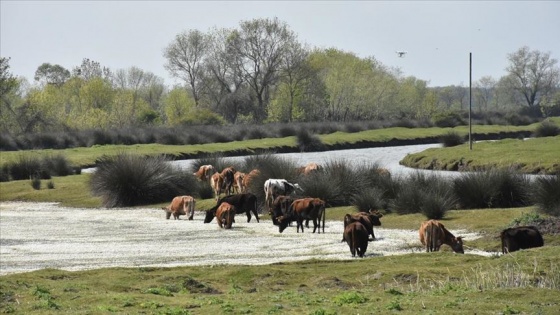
[1,245,558,314]
[0,122,544,170]
[400,136,560,174]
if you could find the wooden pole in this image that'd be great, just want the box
[469,52,472,150]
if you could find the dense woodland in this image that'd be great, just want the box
[1,18,559,137]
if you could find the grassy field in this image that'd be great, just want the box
[0,121,548,170]
[400,135,560,174]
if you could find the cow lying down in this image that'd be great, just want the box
[501,226,544,254]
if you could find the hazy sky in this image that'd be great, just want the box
[1,1,559,88]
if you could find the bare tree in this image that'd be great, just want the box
[505,46,560,110]
[72,58,112,82]
[164,29,209,107]
[474,76,497,112]
[229,17,298,122]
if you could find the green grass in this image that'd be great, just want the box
[1,246,558,314]
[401,136,560,174]
[0,121,545,170]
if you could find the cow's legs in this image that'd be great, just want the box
[166,211,172,220]
[246,210,252,223]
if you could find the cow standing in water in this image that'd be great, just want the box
[343,221,369,257]
[204,193,260,224]
[162,196,196,220]
[342,210,383,241]
[419,220,464,254]
[215,202,235,229]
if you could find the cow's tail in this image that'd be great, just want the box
[425,224,432,252]
[190,199,196,220]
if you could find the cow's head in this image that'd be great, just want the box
[277,216,290,233]
[293,183,304,193]
[367,210,383,226]
[204,209,216,223]
[451,237,464,254]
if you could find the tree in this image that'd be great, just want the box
[72,58,112,82]
[1,57,18,101]
[505,46,560,111]
[164,29,209,107]
[34,63,70,86]
[229,17,298,122]
[474,76,497,112]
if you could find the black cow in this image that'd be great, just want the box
[204,193,259,223]
[501,226,544,254]
[269,195,296,226]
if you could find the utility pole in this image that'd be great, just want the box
[469,52,473,151]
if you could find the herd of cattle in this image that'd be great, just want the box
[162,164,545,258]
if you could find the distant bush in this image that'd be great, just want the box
[47,180,55,189]
[532,175,560,217]
[440,131,465,147]
[42,154,74,177]
[433,111,465,128]
[351,187,385,212]
[533,121,560,137]
[90,153,198,207]
[9,154,49,181]
[296,129,325,152]
[30,176,41,190]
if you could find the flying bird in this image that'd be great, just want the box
[396,51,407,58]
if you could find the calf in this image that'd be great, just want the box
[419,220,464,254]
[162,196,195,220]
[234,171,246,194]
[215,202,235,229]
[210,172,224,201]
[343,221,369,257]
[501,226,544,254]
[277,198,326,234]
[204,193,260,223]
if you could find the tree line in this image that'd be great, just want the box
[1,17,559,135]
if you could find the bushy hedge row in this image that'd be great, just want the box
[1,111,542,151]
[0,153,76,182]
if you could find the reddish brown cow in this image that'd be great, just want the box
[193,165,214,181]
[210,172,224,201]
[419,220,464,253]
[277,198,326,234]
[242,169,260,193]
[342,210,383,241]
[221,167,236,195]
[234,171,246,194]
[161,196,196,220]
[343,221,369,257]
[215,202,235,229]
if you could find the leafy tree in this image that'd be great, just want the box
[505,46,560,111]
[34,63,70,86]
[474,76,497,112]
[163,86,196,125]
[72,58,112,82]
[164,29,209,107]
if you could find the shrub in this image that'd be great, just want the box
[30,176,41,190]
[296,128,325,152]
[0,165,9,182]
[9,154,49,180]
[439,131,465,147]
[433,111,464,128]
[351,187,385,212]
[532,175,560,216]
[533,121,560,138]
[42,154,74,176]
[47,181,55,189]
[391,172,454,216]
[90,153,198,207]
[453,169,531,209]
[420,189,456,220]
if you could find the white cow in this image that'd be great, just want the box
[264,179,303,211]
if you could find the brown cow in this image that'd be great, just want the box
[270,195,297,226]
[501,226,544,254]
[277,198,326,234]
[215,202,235,229]
[342,209,383,241]
[419,220,464,253]
[234,171,246,194]
[343,221,369,257]
[193,165,214,181]
[297,162,323,176]
[242,169,260,193]
[221,167,236,195]
[162,196,196,220]
[210,172,224,201]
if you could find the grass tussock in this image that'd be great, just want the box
[89,153,198,207]
[533,120,560,138]
[439,131,465,147]
[532,175,560,217]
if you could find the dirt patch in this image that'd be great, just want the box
[0,202,490,276]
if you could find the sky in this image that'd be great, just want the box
[1,1,559,88]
